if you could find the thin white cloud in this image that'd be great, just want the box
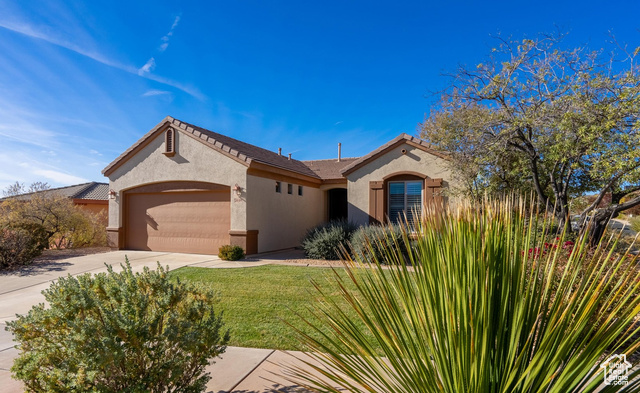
[158,16,180,52]
[33,169,87,185]
[0,20,136,74]
[0,19,204,100]
[142,89,171,97]
[138,57,156,75]
[0,124,58,149]
[170,16,180,31]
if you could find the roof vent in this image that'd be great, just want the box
[288,153,292,160]
[278,147,282,156]
[338,142,342,162]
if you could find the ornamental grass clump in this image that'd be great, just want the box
[350,224,408,264]
[6,259,230,393]
[287,198,640,393]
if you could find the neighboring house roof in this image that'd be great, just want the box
[340,133,449,176]
[302,158,360,180]
[73,182,110,200]
[1,182,109,202]
[103,116,320,179]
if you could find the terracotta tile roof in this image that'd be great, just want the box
[302,158,359,180]
[74,182,109,200]
[102,117,444,182]
[170,118,320,178]
[103,116,322,179]
[1,182,109,201]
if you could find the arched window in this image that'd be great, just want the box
[164,128,175,156]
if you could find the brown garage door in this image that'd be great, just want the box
[125,190,230,254]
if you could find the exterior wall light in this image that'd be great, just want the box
[109,189,117,200]
[233,184,242,196]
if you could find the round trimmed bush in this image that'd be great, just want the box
[219,245,245,261]
[301,220,357,260]
[6,259,230,393]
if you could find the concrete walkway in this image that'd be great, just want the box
[0,249,330,392]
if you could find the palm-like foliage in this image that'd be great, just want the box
[286,198,640,392]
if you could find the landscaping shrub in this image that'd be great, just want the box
[1,182,108,250]
[0,222,47,270]
[630,216,640,233]
[288,197,640,392]
[218,245,245,260]
[301,220,357,260]
[52,209,108,249]
[6,259,230,393]
[350,224,408,264]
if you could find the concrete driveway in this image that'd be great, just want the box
[0,250,264,324]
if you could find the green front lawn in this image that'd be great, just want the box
[170,265,360,350]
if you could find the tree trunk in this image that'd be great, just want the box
[588,208,616,246]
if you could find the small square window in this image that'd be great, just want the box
[275,181,281,193]
[287,184,293,194]
[298,186,303,196]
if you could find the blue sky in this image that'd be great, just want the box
[0,0,638,190]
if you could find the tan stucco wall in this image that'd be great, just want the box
[346,142,459,225]
[245,174,324,252]
[106,130,248,231]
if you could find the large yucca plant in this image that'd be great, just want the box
[286,198,640,392]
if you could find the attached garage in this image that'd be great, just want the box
[124,182,230,254]
[103,116,456,255]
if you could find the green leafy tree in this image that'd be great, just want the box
[288,198,640,392]
[6,260,230,393]
[420,34,640,243]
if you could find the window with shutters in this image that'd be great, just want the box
[388,181,422,224]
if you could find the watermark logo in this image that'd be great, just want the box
[600,354,631,386]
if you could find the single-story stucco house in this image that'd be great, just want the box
[0,181,109,216]
[102,116,457,255]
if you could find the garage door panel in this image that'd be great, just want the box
[126,190,230,254]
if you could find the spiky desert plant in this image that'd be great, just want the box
[286,197,640,392]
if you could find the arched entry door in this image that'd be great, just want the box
[327,188,348,221]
